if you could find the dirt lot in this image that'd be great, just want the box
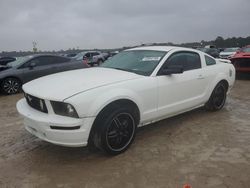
[0,77,250,188]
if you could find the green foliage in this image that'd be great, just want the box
[1,36,250,57]
[195,36,250,48]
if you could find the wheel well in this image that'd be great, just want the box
[0,76,23,85]
[218,79,229,91]
[88,99,140,144]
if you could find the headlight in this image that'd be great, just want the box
[51,101,79,118]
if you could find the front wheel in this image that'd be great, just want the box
[205,82,227,111]
[91,107,137,155]
[1,78,21,95]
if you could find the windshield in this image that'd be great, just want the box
[74,51,87,60]
[7,56,32,67]
[100,50,166,76]
[223,48,239,52]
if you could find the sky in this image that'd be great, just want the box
[0,0,250,51]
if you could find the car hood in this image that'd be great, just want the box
[23,67,142,101]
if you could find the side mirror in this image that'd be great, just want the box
[28,62,36,69]
[161,65,184,75]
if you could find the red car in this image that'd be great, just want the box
[231,45,250,73]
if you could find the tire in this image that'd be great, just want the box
[205,82,227,111]
[1,77,22,95]
[90,106,137,155]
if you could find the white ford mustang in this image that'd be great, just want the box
[17,46,235,155]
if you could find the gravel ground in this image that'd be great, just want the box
[0,77,250,188]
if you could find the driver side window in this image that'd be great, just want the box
[21,58,40,68]
[27,58,40,66]
[22,56,54,68]
[162,51,201,71]
[85,53,91,58]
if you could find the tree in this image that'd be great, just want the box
[214,36,224,47]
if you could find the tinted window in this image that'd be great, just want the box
[205,55,216,66]
[85,53,91,58]
[24,56,55,67]
[33,57,54,66]
[53,56,70,63]
[165,52,201,71]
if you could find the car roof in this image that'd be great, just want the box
[30,54,66,57]
[127,46,201,53]
[22,54,70,60]
[127,46,176,52]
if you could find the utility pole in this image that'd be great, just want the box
[32,41,38,52]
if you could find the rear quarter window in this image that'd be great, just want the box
[53,56,71,63]
[205,55,216,66]
[165,51,201,71]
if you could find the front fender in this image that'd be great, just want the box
[90,88,142,117]
[66,87,143,118]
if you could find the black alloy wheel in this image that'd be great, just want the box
[1,78,21,95]
[91,106,138,155]
[205,82,227,111]
[106,113,135,151]
[212,85,226,108]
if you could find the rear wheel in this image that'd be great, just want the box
[90,106,137,155]
[1,77,21,95]
[205,82,227,111]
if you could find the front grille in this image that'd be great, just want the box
[24,93,48,113]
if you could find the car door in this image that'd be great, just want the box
[21,56,55,83]
[92,52,100,63]
[50,56,85,72]
[156,51,207,118]
[48,56,71,73]
[83,53,92,63]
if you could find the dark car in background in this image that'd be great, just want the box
[197,48,220,58]
[0,56,16,65]
[0,54,88,94]
[231,45,250,73]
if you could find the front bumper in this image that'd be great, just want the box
[16,98,95,147]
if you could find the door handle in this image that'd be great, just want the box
[197,75,205,79]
